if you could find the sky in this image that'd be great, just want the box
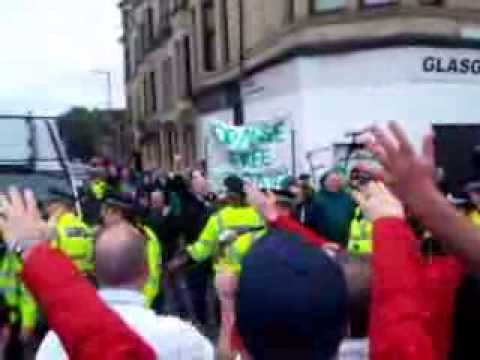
[0,1,125,116]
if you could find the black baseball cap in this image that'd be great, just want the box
[224,175,245,196]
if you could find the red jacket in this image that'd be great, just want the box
[370,218,463,360]
[21,243,156,360]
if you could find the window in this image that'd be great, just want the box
[134,34,142,64]
[139,22,147,54]
[285,0,295,23]
[127,95,133,120]
[183,127,195,167]
[184,36,193,97]
[360,0,398,7]
[165,127,178,170]
[419,0,443,5]
[175,41,183,98]
[150,71,157,113]
[159,0,171,39]
[136,92,143,121]
[191,7,199,75]
[146,7,155,46]
[124,46,131,80]
[202,0,217,72]
[222,0,230,63]
[172,0,188,13]
[310,0,346,13]
[162,57,174,110]
[143,76,150,116]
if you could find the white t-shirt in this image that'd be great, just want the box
[36,288,214,360]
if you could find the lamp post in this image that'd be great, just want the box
[91,70,113,109]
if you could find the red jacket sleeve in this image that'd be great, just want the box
[370,218,434,360]
[21,243,155,360]
[270,215,329,248]
[421,257,464,360]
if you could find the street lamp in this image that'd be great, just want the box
[91,70,113,109]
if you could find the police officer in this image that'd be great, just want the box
[465,181,480,227]
[45,189,94,276]
[89,168,109,201]
[347,207,373,255]
[168,176,266,276]
[80,168,110,225]
[348,167,374,255]
[0,238,37,359]
[101,196,162,309]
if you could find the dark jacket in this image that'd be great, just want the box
[178,192,217,245]
[315,190,356,247]
[294,196,325,237]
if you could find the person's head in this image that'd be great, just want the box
[289,181,314,203]
[101,198,133,227]
[271,189,296,217]
[166,174,188,194]
[191,169,208,196]
[237,231,348,359]
[120,167,131,181]
[322,171,344,193]
[45,188,75,219]
[107,164,118,178]
[137,192,150,209]
[95,223,148,290]
[150,190,167,210]
[466,182,480,209]
[350,165,379,191]
[224,176,246,205]
[143,172,152,185]
[46,200,73,219]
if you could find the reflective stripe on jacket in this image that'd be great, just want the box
[0,252,37,330]
[52,213,94,273]
[187,206,265,275]
[142,226,162,308]
[348,207,373,255]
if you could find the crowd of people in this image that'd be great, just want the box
[2,122,480,359]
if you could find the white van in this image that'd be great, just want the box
[0,115,78,206]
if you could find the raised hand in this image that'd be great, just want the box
[0,188,49,253]
[368,122,436,205]
[352,182,405,222]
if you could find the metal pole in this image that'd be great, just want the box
[291,128,297,178]
[92,70,113,109]
[106,71,113,109]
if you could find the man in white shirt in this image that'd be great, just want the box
[37,223,214,360]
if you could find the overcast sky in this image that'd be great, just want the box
[0,1,125,116]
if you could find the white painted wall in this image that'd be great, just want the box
[197,46,480,176]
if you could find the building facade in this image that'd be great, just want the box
[120,0,480,173]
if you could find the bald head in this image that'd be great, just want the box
[95,223,147,288]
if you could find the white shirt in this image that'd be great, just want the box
[337,338,369,360]
[36,288,214,360]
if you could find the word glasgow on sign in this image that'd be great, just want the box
[422,56,480,75]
